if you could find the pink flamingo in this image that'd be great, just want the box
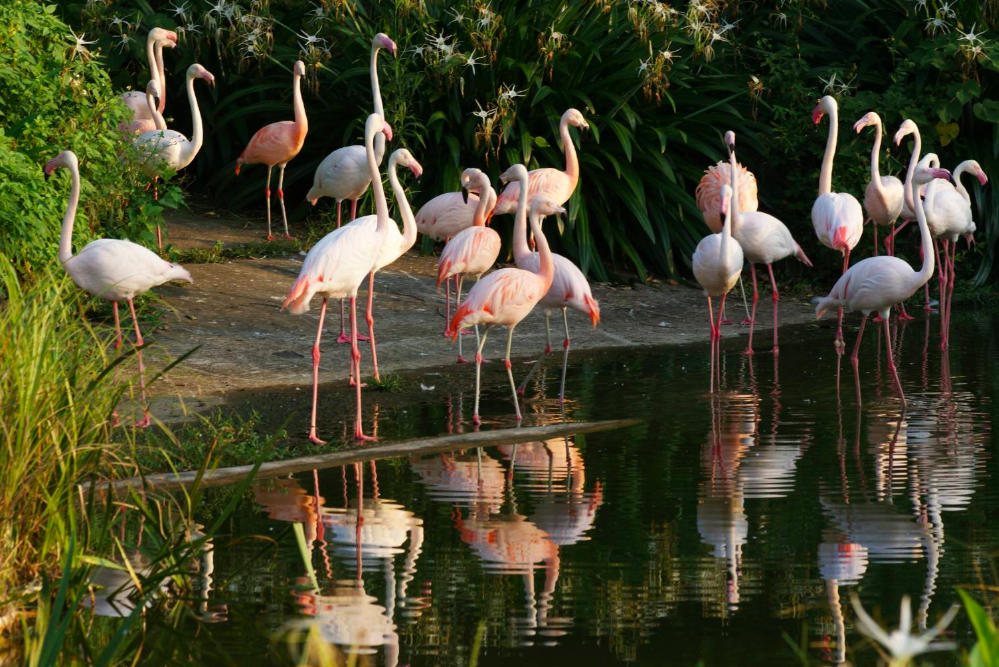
[695,152,757,324]
[341,148,423,383]
[814,119,951,407]
[436,168,500,363]
[449,164,557,425]
[134,63,214,251]
[890,153,941,311]
[727,132,811,355]
[281,114,393,444]
[124,80,166,136]
[235,60,309,241]
[511,184,601,403]
[46,150,193,427]
[119,28,176,130]
[811,95,864,350]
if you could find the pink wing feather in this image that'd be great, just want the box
[695,161,759,233]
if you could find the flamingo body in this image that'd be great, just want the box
[236,120,306,172]
[692,225,743,298]
[415,192,481,240]
[65,240,191,301]
[283,223,382,314]
[120,28,176,123]
[437,227,501,286]
[306,145,371,205]
[696,161,758,233]
[450,268,550,331]
[515,252,600,326]
[812,193,864,254]
[815,255,926,318]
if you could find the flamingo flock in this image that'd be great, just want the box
[45,26,989,439]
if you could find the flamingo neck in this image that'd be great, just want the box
[388,155,417,249]
[720,197,732,257]
[145,34,159,90]
[147,89,166,131]
[371,43,386,164]
[951,160,973,203]
[530,208,555,291]
[512,172,532,263]
[819,103,838,196]
[869,116,886,199]
[292,72,308,139]
[728,148,740,232]
[367,125,390,234]
[472,180,492,227]
[177,72,203,168]
[910,140,934,287]
[903,129,922,214]
[560,112,579,185]
[154,41,166,113]
[58,160,81,265]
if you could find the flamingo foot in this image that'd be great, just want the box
[742,348,754,356]
[740,317,755,325]
[336,333,351,344]
[134,414,151,429]
[283,234,296,241]
[354,430,376,442]
[514,413,523,421]
[266,234,276,241]
[309,430,327,445]
[472,413,482,426]
[897,310,915,321]
[872,316,884,323]
[442,328,452,338]
[349,379,368,388]
[457,355,471,364]
[772,346,779,356]
[720,319,734,326]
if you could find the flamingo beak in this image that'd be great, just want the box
[153,94,161,109]
[461,187,469,204]
[486,208,495,225]
[853,119,865,133]
[978,171,989,186]
[382,123,393,142]
[812,107,824,125]
[411,163,423,179]
[44,159,57,181]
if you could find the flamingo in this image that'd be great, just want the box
[811,95,864,349]
[235,60,308,241]
[449,164,557,425]
[510,185,601,403]
[695,153,757,324]
[693,181,742,340]
[492,109,590,216]
[305,34,396,343]
[727,132,812,355]
[436,168,500,363]
[890,153,941,311]
[281,114,393,444]
[341,148,424,383]
[124,79,166,136]
[133,63,215,251]
[46,150,193,427]
[119,28,176,129]
[814,119,951,407]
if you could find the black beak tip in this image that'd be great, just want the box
[726,142,735,155]
[948,175,957,186]
[461,187,469,204]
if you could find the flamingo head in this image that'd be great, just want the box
[460,168,489,203]
[188,63,215,86]
[146,79,161,110]
[150,27,178,48]
[913,166,952,187]
[724,130,735,155]
[499,163,529,185]
[564,108,590,141]
[893,119,917,146]
[375,33,397,57]
[367,113,392,142]
[853,111,879,134]
[969,161,989,186]
[530,196,566,226]
[965,221,977,247]
[44,151,77,181]
[719,184,733,217]
[293,60,306,77]
[392,149,423,179]
[811,105,824,125]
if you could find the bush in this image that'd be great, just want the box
[0,0,178,275]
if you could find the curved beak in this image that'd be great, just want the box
[410,163,423,179]
[44,159,57,181]
[153,94,161,109]
[580,124,590,143]
[811,107,823,125]
[461,187,469,204]
[382,123,393,142]
[852,119,865,134]
[978,171,989,186]
[556,209,567,235]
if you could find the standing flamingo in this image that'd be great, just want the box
[693,182,743,342]
[119,28,176,128]
[134,63,214,251]
[890,153,941,310]
[341,148,424,383]
[436,169,500,363]
[727,131,811,355]
[46,150,193,427]
[124,80,166,136]
[811,95,864,349]
[281,114,393,444]
[696,154,757,324]
[492,108,590,216]
[814,119,951,407]
[235,60,309,241]
[449,165,557,425]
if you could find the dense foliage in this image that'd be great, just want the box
[0,0,175,275]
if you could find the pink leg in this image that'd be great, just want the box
[707,296,716,393]
[351,297,374,441]
[883,316,905,406]
[113,302,123,351]
[265,164,275,241]
[872,224,879,257]
[767,263,779,355]
[336,199,342,229]
[350,199,358,221]
[443,275,452,337]
[850,314,868,365]
[365,272,380,382]
[834,250,849,352]
[128,298,151,428]
[943,241,957,349]
[745,265,758,355]
[887,222,896,256]
[718,292,732,326]
[338,300,349,344]
[308,299,328,445]
[707,295,716,341]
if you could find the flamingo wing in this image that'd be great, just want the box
[451,268,546,331]
[284,224,380,314]
[309,145,370,203]
[438,227,501,285]
[415,192,479,240]
[239,121,303,167]
[696,161,759,233]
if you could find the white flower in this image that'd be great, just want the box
[819,72,839,93]
[464,49,483,74]
[958,23,985,44]
[207,0,228,18]
[471,100,495,120]
[115,33,132,52]
[914,0,928,9]
[689,0,710,16]
[409,44,426,57]
[448,7,466,24]
[168,1,190,22]
[308,3,328,22]
[937,0,956,18]
[68,28,97,60]
[476,5,495,30]
[719,17,740,33]
[926,17,950,35]
[109,15,131,30]
[499,84,525,102]
[851,595,959,666]
[297,30,325,48]
[709,29,728,44]
[773,12,788,29]
[660,42,677,62]
[637,57,651,74]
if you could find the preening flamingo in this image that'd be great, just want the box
[281,114,393,444]
[133,63,215,251]
[46,150,193,427]
[124,79,166,136]
[727,131,811,355]
[235,60,308,241]
[449,164,557,425]
[811,95,864,349]
[695,152,757,323]
[436,168,500,363]
[492,108,590,216]
[119,28,176,128]
[814,119,951,407]
[511,184,601,403]
[341,148,423,383]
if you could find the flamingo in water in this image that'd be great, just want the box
[119,28,176,132]
[436,168,500,363]
[811,95,864,350]
[727,131,811,355]
[450,165,558,425]
[282,114,393,444]
[814,119,951,407]
[133,63,215,251]
[46,150,193,427]
[236,60,309,241]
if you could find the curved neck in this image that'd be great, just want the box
[869,117,886,197]
[145,35,159,88]
[472,184,493,227]
[819,104,838,195]
[367,126,390,232]
[178,73,204,167]
[560,114,579,184]
[903,130,922,214]
[154,41,166,113]
[952,161,973,203]
[58,161,81,264]
[512,173,532,262]
[529,209,554,290]
[729,149,740,231]
[909,138,934,285]
[371,44,386,163]
[388,157,417,248]
[147,90,166,130]
[292,72,307,137]
[721,197,732,255]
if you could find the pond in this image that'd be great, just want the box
[140,311,999,665]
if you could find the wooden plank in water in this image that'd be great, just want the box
[94,419,640,497]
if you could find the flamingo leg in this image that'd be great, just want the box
[338,299,349,344]
[934,239,946,318]
[365,272,379,382]
[707,296,716,393]
[517,312,553,395]
[737,276,750,323]
[472,327,491,426]
[944,240,957,349]
[113,301,123,351]
[443,275,453,337]
[277,164,294,240]
[350,198,358,221]
[456,275,468,363]
[883,315,905,406]
[887,221,896,256]
[850,314,868,366]
[872,224,879,257]
[767,263,780,355]
[351,297,373,441]
[835,249,849,351]
[558,307,571,403]
[308,298,328,445]
[745,264,758,355]
[265,165,274,241]
[127,297,151,428]
[504,325,523,421]
[336,199,342,229]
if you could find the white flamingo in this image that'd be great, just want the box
[123,79,166,136]
[119,28,176,129]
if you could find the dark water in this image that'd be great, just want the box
[155,312,999,665]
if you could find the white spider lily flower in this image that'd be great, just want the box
[851,595,959,667]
